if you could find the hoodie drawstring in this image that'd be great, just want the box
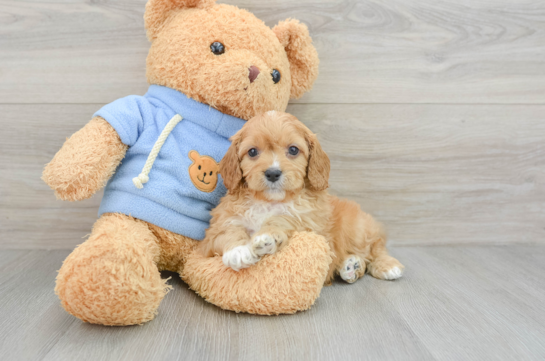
[133,114,182,189]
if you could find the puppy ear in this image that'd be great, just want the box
[220,133,243,192]
[273,19,319,99]
[306,132,330,191]
[145,0,216,41]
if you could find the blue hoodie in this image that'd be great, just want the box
[94,85,246,240]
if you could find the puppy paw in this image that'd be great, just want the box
[223,246,260,271]
[251,234,277,256]
[340,255,364,284]
[368,257,404,280]
[382,266,404,280]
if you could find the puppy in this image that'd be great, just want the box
[199,111,404,284]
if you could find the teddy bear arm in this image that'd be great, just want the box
[42,116,128,201]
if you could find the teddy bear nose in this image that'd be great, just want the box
[248,66,260,83]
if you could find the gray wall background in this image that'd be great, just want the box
[1,0,544,249]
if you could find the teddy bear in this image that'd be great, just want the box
[42,0,331,326]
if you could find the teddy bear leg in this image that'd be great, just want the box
[55,213,170,326]
[146,222,199,273]
[182,231,332,315]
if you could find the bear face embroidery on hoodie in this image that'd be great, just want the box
[188,150,220,192]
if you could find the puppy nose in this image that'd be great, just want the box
[248,65,260,83]
[265,168,282,183]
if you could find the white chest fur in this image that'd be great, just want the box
[238,200,295,236]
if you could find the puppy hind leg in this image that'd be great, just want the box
[367,239,404,280]
[339,255,366,284]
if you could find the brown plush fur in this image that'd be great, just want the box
[44,0,325,325]
[182,232,332,315]
[42,117,127,201]
[199,112,404,284]
[55,213,170,326]
[145,2,319,121]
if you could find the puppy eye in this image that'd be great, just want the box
[210,42,225,55]
[271,69,281,84]
[288,146,299,156]
[248,148,258,157]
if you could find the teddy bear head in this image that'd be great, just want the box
[144,0,319,120]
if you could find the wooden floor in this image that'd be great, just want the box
[1,246,544,361]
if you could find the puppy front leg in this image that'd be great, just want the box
[218,231,261,271]
[251,225,290,257]
[223,243,261,271]
[201,226,258,271]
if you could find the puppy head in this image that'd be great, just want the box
[220,111,330,201]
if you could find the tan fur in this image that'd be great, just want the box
[44,0,326,324]
[199,112,404,284]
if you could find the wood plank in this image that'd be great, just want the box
[2,247,545,360]
[0,250,77,361]
[385,246,545,360]
[1,0,545,104]
[1,103,544,249]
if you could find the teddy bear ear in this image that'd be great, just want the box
[145,0,216,41]
[273,19,320,99]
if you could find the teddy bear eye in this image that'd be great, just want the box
[271,69,281,84]
[288,146,299,156]
[248,148,258,157]
[198,165,201,170]
[209,171,213,176]
[210,42,225,55]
